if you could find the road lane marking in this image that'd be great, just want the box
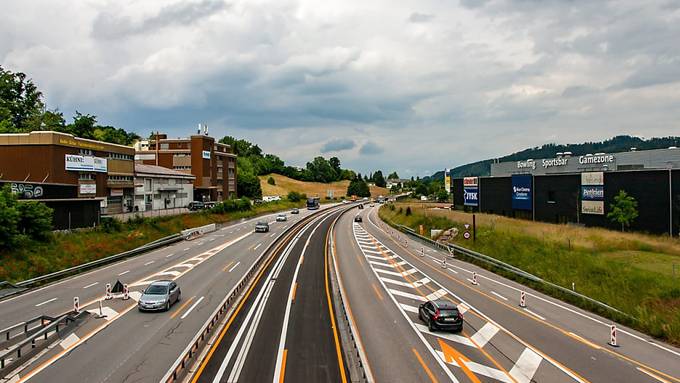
[637,367,672,383]
[270,232,277,237]
[35,298,57,307]
[171,296,195,319]
[491,291,508,301]
[523,308,545,321]
[180,296,204,319]
[509,348,542,383]
[415,323,475,347]
[438,339,482,383]
[222,261,234,272]
[118,270,130,276]
[228,262,241,273]
[371,284,383,300]
[567,332,601,350]
[470,323,500,348]
[412,348,439,383]
[166,253,175,258]
[144,260,155,266]
[389,288,426,302]
[82,282,99,289]
[380,276,429,288]
[365,254,398,261]
[400,303,419,313]
[292,283,298,302]
[59,333,80,350]
[437,350,512,383]
[183,248,190,251]
[278,349,288,383]
[425,289,447,301]
[253,243,262,251]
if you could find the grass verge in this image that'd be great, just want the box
[0,200,304,283]
[379,202,680,346]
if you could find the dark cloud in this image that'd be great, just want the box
[321,138,356,153]
[93,0,228,40]
[614,59,680,90]
[408,13,435,23]
[359,141,384,155]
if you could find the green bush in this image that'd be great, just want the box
[405,206,412,216]
[267,176,276,185]
[287,191,303,202]
[209,197,252,214]
[100,216,122,233]
[0,186,53,247]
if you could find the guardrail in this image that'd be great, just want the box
[0,233,183,300]
[0,315,53,351]
[180,223,216,240]
[160,208,339,383]
[389,223,631,319]
[0,312,85,372]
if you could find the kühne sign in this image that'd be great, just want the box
[65,154,107,172]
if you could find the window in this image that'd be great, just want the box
[79,149,93,155]
[547,191,556,204]
[160,143,169,150]
[79,173,95,180]
[107,153,133,160]
[173,166,192,170]
[144,178,152,192]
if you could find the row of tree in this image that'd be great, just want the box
[0,186,53,249]
[0,66,140,145]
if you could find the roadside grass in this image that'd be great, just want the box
[379,203,680,345]
[259,173,389,198]
[0,200,304,283]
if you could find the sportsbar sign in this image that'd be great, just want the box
[463,177,478,207]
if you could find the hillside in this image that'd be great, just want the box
[259,174,389,198]
[430,135,680,180]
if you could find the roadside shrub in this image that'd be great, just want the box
[100,217,122,233]
[267,176,276,185]
[209,197,252,214]
[287,191,302,202]
[405,206,412,216]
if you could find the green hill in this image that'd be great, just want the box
[431,135,680,180]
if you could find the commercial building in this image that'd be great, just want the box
[451,147,680,235]
[0,131,137,228]
[133,164,195,212]
[134,129,237,202]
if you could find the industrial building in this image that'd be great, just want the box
[451,147,680,235]
[133,164,195,212]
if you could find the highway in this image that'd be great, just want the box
[331,205,680,383]
[0,206,333,383]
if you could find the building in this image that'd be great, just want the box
[134,129,237,202]
[451,147,680,235]
[386,178,409,189]
[133,164,195,212]
[0,131,137,228]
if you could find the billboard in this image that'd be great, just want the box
[65,154,107,172]
[511,174,532,210]
[79,183,96,195]
[462,177,478,207]
[444,169,451,193]
[202,150,211,159]
[581,172,604,215]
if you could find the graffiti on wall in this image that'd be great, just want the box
[11,183,44,199]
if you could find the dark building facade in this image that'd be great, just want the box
[134,131,237,202]
[452,148,680,235]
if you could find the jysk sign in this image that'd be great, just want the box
[463,177,478,207]
[511,174,532,210]
[202,150,211,159]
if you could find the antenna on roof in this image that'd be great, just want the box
[204,124,209,136]
[197,123,201,135]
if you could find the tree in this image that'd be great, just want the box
[16,201,53,239]
[0,66,45,132]
[607,190,638,231]
[287,191,303,202]
[373,170,386,188]
[415,183,428,196]
[329,157,341,176]
[0,185,20,248]
[436,189,449,202]
[267,176,276,185]
[390,184,400,194]
[347,176,370,197]
[388,172,399,180]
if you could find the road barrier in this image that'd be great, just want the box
[519,291,527,308]
[609,325,619,347]
[420,247,425,257]
[181,223,216,240]
[471,272,479,285]
[105,283,112,300]
[441,257,447,269]
[122,284,129,300]
[388,223,630,320]
[73,297,80,313]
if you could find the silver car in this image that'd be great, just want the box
[138,280,181,311]
[276,213,287,222]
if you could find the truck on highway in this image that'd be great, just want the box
[306,196,320,210]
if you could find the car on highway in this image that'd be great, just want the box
[354,215,362,222]
[276,213,287,222]
[255,221,270,232]
[358,204,364,209]
[370,203,375,207]
[187,201,205,211]
[138,280,181,312]
[291,208,299,214]
[418,299,463,332]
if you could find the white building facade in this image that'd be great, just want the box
[134,164,195,212]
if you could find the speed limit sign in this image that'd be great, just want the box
[463,231,471,239]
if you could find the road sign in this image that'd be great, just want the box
[463,231,471,239]
[464,224,470,230]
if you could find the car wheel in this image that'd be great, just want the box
[165,301,171,311]
[418,310,423,321]
[177,292,181,302]
[428,319,435,332]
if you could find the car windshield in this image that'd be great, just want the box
[438,309,459,317]
[145,285,168,295]
[257,222,267,225]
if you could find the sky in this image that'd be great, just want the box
[2,0,680,177]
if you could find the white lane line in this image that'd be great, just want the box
[253,243,262,251]
[509,348,543,383]
[166,253,175,258]
[380,277,430,289]
[400,303,419,313]
[437,351,513,383]
[183,248,190,251]
[35,298,57,307]
[82,282,99,289]
[156,270,181,277]
[269,232,277,238]
[415,323,475,347]
[471,322,500,348]
[59,333,80,349]
[228,262,241,273]
[524,308,546,321]
[491,291,508,301]
[144,260,155,266]
[180,296,204,319]
[636,367,672,383]
[374,268,409,278]
[118,270,130,276]
[425,289,447,301]
[388,289,426,302]
[365,254,398,261]
[175,264,194,269]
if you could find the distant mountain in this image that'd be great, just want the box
[429,135,680,180]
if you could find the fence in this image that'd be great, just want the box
[104,207,192,221]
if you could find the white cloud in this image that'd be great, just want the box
[1,0,679,176]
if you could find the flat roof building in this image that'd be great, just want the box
[134,130,237,202]
[134,164,195,212]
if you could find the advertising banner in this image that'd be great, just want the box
[202,150,211,159]
[65,154,107,172]
[93,157,107,172]
[463,177,478,187]
[444,169,451,193]
[581,171,604,215]
[582,201,604,215]
[463,186,479,206]
[79,183,96,194]
[511,174,532,210]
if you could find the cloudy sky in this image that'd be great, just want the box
[2,1,679,176]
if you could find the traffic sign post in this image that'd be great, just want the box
[608,325,619,347]
[73,297,80,313]
[105,283,112,300]
[471,272,478,285]
[122,284,129,300]
[463,231,471,240]
[519,291,527,308]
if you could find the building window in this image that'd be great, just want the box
[160,143,169,150]
[79,149,93,155]
[79,172,95,180]
[107,153,134,160]
[173,166,192,170]
[144,178,152,192]
[547,191,556,204]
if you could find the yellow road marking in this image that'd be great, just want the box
[325,222,349,383]
[412,347,439,383]
[438,339,481,383]
[372,283,384,301]
[292,282,298,302]
[222,261,234,272]
[279,349,288,383]
[171,296,195,319]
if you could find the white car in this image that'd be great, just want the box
[276,213,287,222]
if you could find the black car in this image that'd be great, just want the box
[358,204,364,209]
[255,221,270,233]
[188,201,205,211]
[354,215,362,222]
[419,299,463,332]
